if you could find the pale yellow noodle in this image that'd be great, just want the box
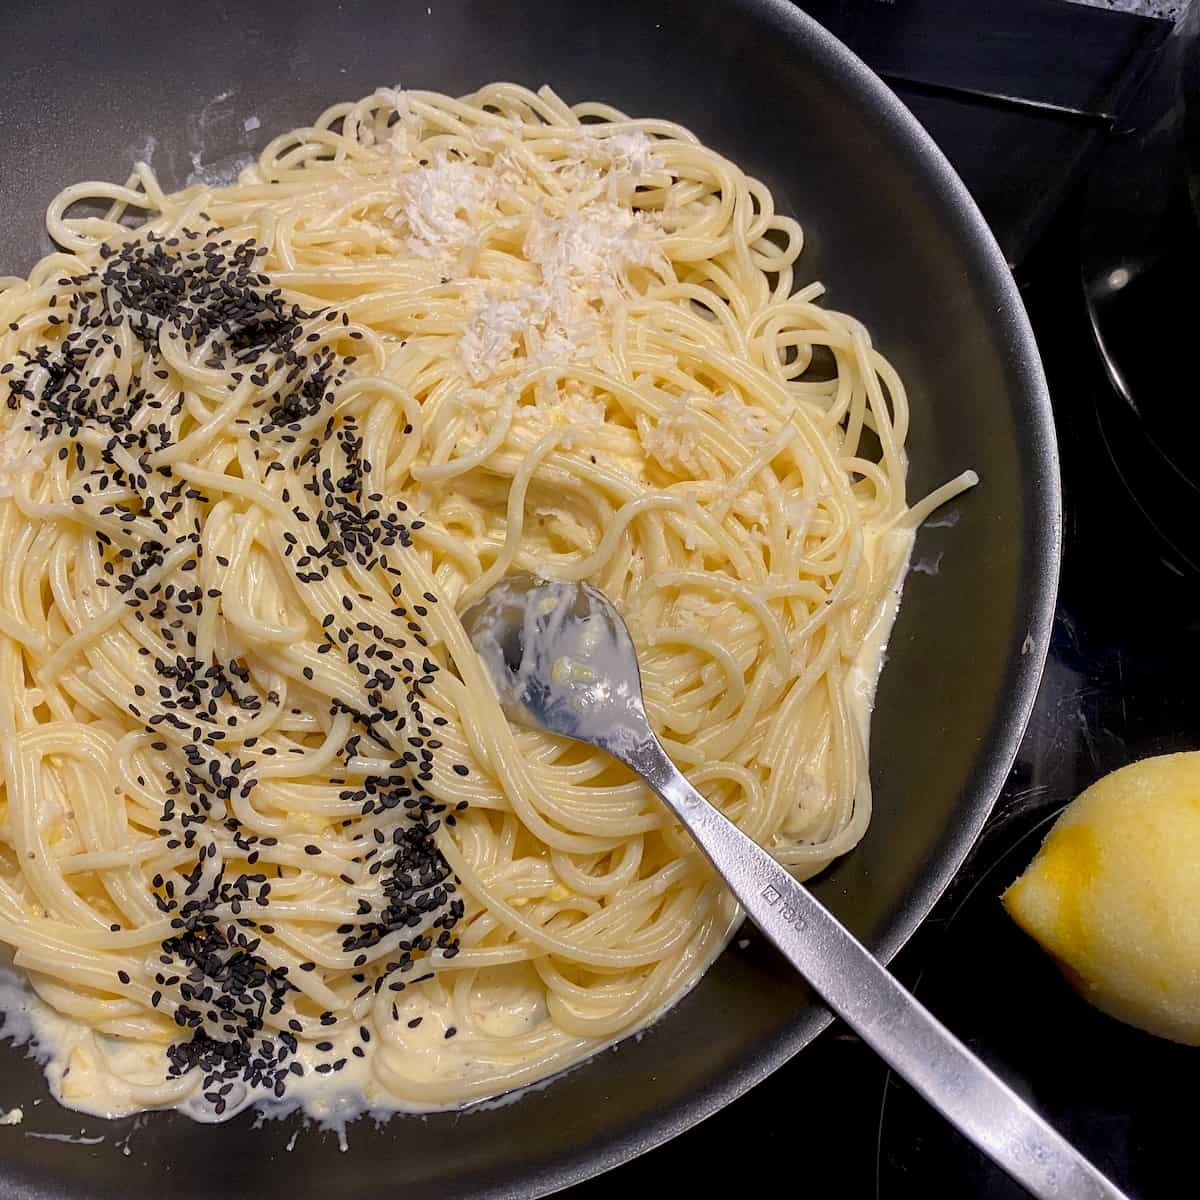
[0,82,974,1118]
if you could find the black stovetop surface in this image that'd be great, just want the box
[566,3,1193,1197]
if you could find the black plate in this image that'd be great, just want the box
[0,1,1058,1196]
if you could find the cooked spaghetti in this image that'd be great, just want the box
[0,83,974,1121]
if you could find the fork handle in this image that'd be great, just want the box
[623,735,1129,1200]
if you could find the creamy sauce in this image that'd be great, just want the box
[0,540,914,1137]
[0,961,549,1131]
[844,529,915,754]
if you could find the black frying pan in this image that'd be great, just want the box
[0,2,1059,1196]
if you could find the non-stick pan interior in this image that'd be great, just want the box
[0,1,1058,1196]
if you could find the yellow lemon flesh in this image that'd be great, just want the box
[1003,752,1200,1045]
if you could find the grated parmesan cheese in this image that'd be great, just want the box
[553,384,606,426]
[372,98,673,383]
[457,201,659,382]
[525,201,654,318]
[709,391,773,445]
[639,398,703,472]
[400,155,492,260]
[458,293,537,383]
[568,130,664,180]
